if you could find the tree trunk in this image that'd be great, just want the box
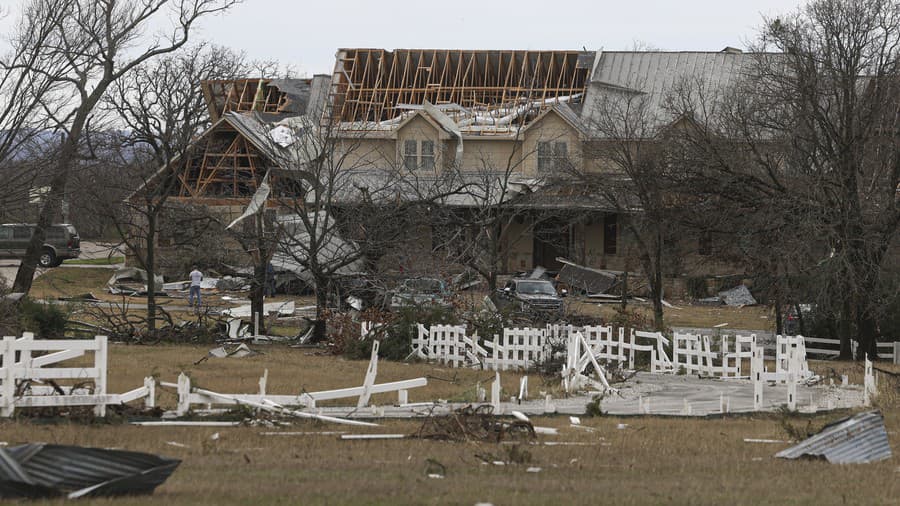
[838,298,853,360]
[146,210,157,333]
[12,167,68,293]
[794,302,805,336]
[855,308,878,360]
[650,272,664,331]
[249,213,267,335]
[650,232,664,330]
[312,278,329,342]
[774,297,784,335]
[13,91,101,295]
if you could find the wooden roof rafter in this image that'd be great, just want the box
[330,48,593,125]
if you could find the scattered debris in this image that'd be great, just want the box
[697,296,724,306]
[57,292,100,302]
[775,411,892,464]
[744,438,788,444]
[260,431,347,436]
[107,267,164,296]
[339,434,407,440]
[425,458,446,479]
[556,257,618,295]
[413,405,535,442]
[130,421,241,427]
[0,444,180,499]
[717,285,757,307]
[222,300,295,318]
[197,343,261,364]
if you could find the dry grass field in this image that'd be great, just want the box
[0,345,898,505]
[7,270,898,504]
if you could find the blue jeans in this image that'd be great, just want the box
[189,286,201,308]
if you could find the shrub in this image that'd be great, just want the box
[344,304,459,361]
[18,298,70,338]
[686,277,709,299]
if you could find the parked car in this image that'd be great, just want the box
[389,278,452,310]
[495,278,565,317]
[0,223,81,267]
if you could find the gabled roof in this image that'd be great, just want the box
[581,50,753,136]
[522,103,588,137]
[394,110,454,139]
[128,112,322,200]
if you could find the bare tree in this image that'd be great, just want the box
[8,0,239,295]
[0,0,72,219]
[432,137,557,293]
[89,44,251,332]
[568,87,681,330]
[668,0,900,359]
[267,121,451,340]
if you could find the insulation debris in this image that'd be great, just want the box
[717,285,757,306]
[222,300,295,318]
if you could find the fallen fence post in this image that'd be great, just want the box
[357,340,380,408]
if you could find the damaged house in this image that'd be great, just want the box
[137,48,754,292]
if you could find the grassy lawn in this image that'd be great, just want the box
[63,256,125,265]
[29,267,113,300]
[0,345,897,505]
[9,268,897,503]
[567,299,776,331]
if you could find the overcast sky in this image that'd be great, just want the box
[2,0,805,76]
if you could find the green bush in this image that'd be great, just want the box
[345,304,459,361]
[18,298,70,338]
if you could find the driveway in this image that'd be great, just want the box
[0,242,122,289]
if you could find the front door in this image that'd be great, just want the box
[532,219,571,271]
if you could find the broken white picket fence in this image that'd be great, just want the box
[163,339,427,420]
[750,335,823,411]
[410,324,549,370]
[0,333,154,417]
[671,332,755,378]
[411,323,673,375]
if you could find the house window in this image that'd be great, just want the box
[421,141,435,170]
[537,141,568,173]
[603,214,617,255]
[402,139,436,170]
[403,140,418,170]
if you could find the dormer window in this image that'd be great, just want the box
[537,141,567,173]
[403,139,436,170]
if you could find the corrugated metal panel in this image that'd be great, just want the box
[775,410,892,464]
[0,444,180,499]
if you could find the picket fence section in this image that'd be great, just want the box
[671,332,756,378]
[0,333,154,417]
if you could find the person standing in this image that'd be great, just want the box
[189,265,203,311]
